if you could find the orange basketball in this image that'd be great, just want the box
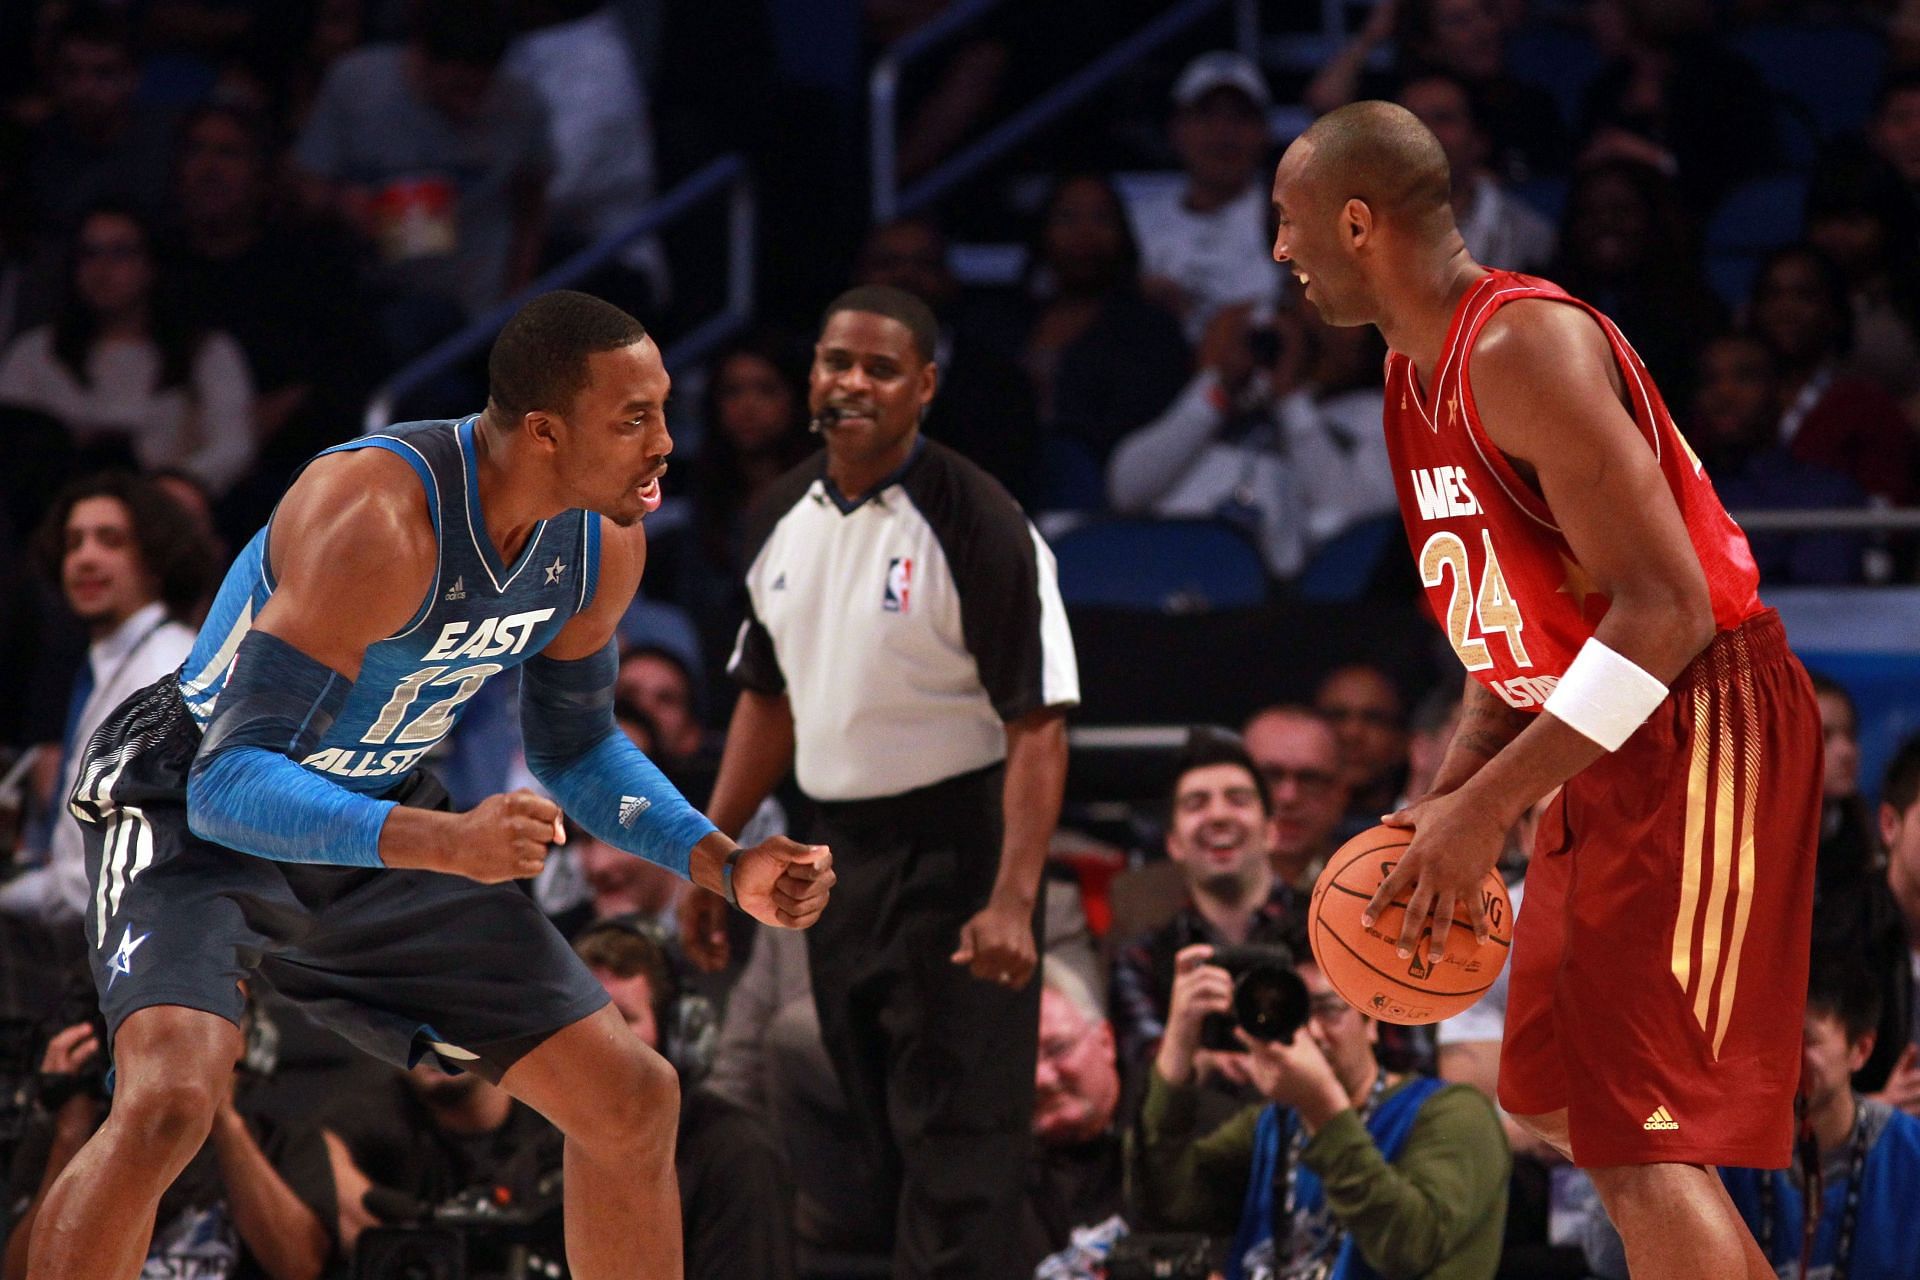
[1307,825,1514,1025]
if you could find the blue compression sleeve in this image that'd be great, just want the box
[520,643,716,879]
[187,630,394,867]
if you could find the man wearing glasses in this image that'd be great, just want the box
[1241,705,1349,894]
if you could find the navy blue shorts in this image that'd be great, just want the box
[74,676,609,1082]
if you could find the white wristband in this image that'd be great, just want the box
[1543,638,1669,752]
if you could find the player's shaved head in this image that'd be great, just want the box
[1292,100,1452,231]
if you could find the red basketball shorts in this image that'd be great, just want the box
[1497,609,1820,1169]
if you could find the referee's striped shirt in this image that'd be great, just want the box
[728,439,1080,802]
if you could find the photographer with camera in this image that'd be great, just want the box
[1105,290,1397,580]
[5,1005,334,1280]
[1128,930,1508,1280]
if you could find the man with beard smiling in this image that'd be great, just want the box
[1109,729,1302,1097]
[3,474,212,929]
[685,284,1079,1280]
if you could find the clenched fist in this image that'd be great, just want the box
[447,789,565,883]
[731,836,835,931]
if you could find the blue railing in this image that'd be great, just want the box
[363,154,755,433]
[870,0,1260,221]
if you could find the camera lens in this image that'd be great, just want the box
[1232,964,1309,1043]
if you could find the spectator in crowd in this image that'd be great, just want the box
[1397,73,1556,274]
[506,0,666,311]
[853,218,1040,502]
[169,102,368,525]
[1306,0,1568,180]
[1315,663,1408,832]
[22,8,178,247]
[1804,147,1920,420]
[573,918,796,1280]
[1870,69,1920,203]
[1127,52,1282,345]
[292,0,550,358]
[1749,244,1916,506]
[1107,287,1396,579]
[0,201,257,498]
[1686,331,1865,585]
[322,1057,565,1265]
[1401,683,1461,813]
[664,331,816,684]
[1107,729,1299,1085]
[1550,159,1724,405]
[617,644,706,769]
[1574,0,1777,208]
[0,474,213,927]
[1806,674,1913,1098]
[1022,173,1191,467]
[1023,958,1126,1277]
[1129,932,1509,1279]
[1876,735,1920,1118]
[701,924,887,1255]
[6,1001,335,1280]
[1241,705,1347,893]
[1720,960,1920,1279]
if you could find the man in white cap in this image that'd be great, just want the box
[1128,50,1284,343]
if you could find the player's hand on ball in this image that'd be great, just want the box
[950,893,1037,989]
[678,889,733,972]
[1367,791,1505,965]
[732,837,835,930]
[455,789,562,884]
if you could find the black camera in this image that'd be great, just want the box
[1105,1233,1217,1279]
[1197,943,1310,1051]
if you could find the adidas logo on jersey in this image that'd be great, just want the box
[772,572,787,591]
[619,794,652,827]
[445,576,466,602]
[1643,1106,1679,1131]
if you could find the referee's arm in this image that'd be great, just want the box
[950,707,1068,987]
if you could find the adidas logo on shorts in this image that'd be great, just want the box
[1642,1106,1680,1131]
[618,794,652,827]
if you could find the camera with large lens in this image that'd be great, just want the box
[1197,942,1310,1051]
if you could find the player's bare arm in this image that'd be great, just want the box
[531,517,832,933]
[1409,675,1531,805]
[1371,301,1715,959]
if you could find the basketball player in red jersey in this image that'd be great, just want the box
[1270,101,1820,1278]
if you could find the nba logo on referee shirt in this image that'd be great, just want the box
[884,558,912,613]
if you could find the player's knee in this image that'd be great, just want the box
[589,1044,680,1155]
[112,1073,224,1158]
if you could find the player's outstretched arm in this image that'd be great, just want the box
[1371,303,1716,960]
[522,519,832,929]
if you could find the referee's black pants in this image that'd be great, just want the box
[805,763,1043,1280]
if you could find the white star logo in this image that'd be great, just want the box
[544,555,567,585]
[106,925,149,988]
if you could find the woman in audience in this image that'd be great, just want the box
[1803,151,1920,424]
[1022,172,1190,468]
[0,201,255,498]
[1749,243,1915,504]
[658,330,815,694]
[1551,158,1723,405]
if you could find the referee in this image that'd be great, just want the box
[684,284,1080,1279]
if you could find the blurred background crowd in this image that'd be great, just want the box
[2,0,1920,1277]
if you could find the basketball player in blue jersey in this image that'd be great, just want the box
[27,290,836,1280]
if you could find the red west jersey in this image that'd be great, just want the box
[1381,271,1763,711]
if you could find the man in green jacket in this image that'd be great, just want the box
[1128,930,1508,1279]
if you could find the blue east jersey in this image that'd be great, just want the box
[177,417,601,793]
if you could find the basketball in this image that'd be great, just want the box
[1307,825,1514,1025]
